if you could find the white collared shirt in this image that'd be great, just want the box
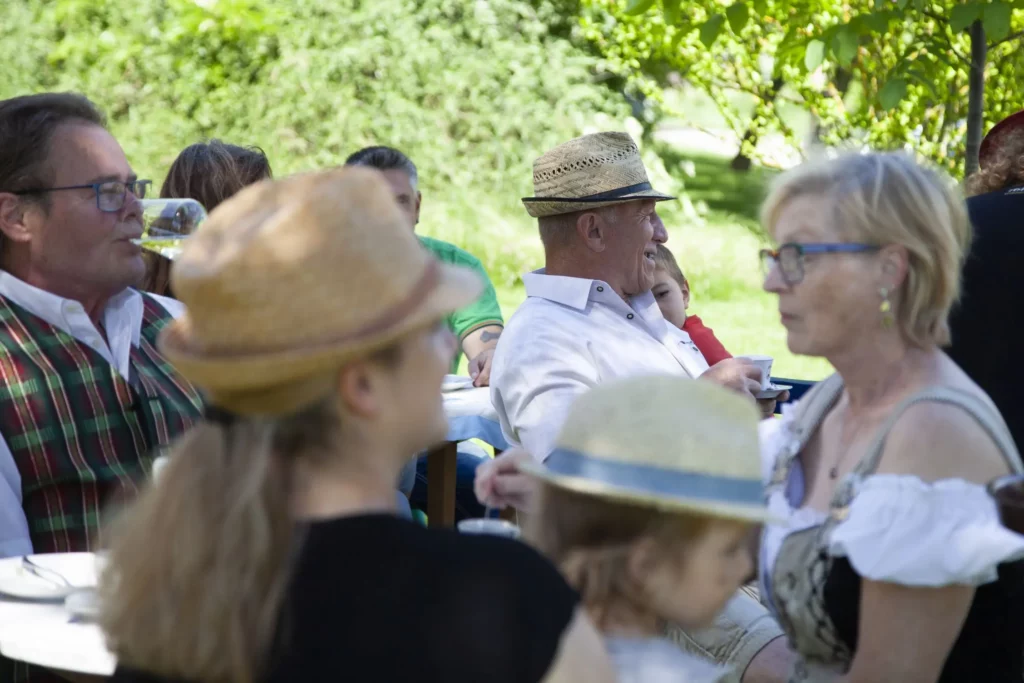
[490,270,709,461]
[0,271,183,557]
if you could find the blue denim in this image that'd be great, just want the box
[410,450,487,521]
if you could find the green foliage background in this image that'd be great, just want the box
[0,0,638,289]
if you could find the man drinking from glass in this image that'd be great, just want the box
[0,93,202,564]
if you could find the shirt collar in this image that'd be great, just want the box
[0,270,142,343]
[522,269,616,311]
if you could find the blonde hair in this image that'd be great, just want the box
[99,397,341,683]
[761,152,970,348]
[966,126,1024,197]
[525,483,713,630]
[654,244,687,289]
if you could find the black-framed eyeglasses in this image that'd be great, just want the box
[12,179,152,212]
[760,242,880,286]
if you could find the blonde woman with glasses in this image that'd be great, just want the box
[756,152,1024,682]
[99,168,613,683]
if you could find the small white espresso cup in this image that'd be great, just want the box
[737,355,774,391]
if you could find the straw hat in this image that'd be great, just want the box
[522,132,675,218]
[518,376,775,523]
[980,109,1024,170]
[159,167,482,415]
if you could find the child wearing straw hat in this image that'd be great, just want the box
[521,375,774,683]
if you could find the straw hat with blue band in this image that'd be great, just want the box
[522,132,675,218]
[517,375,778,524]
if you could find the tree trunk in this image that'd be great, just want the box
[730,76,785,171]
[965,19,987,177]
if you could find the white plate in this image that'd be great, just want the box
[0,553,101,601]
[441,375,475,392]
[64,589,101,621]
[755,383,792,400]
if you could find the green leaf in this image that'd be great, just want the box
[804,39,826,70]
[897,0,911,9]
[879,77,908,110]
[983,1,1012,40]
[624,0,657,16]
[752,0,768,15]
[727,3,750,33]
[700,14,726,47]
[950,3,981,33]
[834,27,859,66]
[860,12,891,34]
[663,0,682,25]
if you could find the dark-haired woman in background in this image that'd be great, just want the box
[141,140,272,296]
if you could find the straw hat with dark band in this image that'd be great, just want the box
[980,109,1024,170]
[518,376,777,523]
[160,167,482,415]
[522,132,675,218]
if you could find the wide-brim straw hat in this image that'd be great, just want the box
[980,109,1024,170]
[518,375,777,523]
[522,132,675,218]
[160,167,482,415]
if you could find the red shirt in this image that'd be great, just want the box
[682,315,732,366]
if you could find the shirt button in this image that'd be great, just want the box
[627,313,634,320]
[596,286,604,292]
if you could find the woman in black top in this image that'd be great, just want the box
[948,109,1024,452]
[100,168,613,683]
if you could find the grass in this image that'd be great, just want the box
[432,146,833,382]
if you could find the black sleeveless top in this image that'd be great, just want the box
[113,514,578,683]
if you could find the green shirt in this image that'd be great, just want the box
[419,235,504,373]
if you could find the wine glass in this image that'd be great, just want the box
[135,198,207,260]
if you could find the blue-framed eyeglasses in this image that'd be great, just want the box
[760,242,880,286]
[12,179,152,212]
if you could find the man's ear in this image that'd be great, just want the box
[414,191,423,226]
[681,279,691,311]
[0,193,35,247]
[575,211,607,253]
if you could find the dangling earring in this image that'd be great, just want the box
[879,287,894,329]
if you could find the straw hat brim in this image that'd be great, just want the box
[517,457,781,525]
[159,262,482,400]
[522,189,676,218]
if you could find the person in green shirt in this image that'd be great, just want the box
[345,145,501,521]
[345,146,504,385]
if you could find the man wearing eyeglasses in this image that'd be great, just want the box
[0,94,202,567]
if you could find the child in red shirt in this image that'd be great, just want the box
[652,244,733,366]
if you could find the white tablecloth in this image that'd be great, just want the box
[443,386,509,449]
[0,554,114,676]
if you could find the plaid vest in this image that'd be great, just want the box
[0,292,202,554]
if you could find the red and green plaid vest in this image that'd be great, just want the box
[0,292,202,554]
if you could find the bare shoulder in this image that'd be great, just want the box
[877,396,1014,484]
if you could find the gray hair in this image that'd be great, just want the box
[344,146,418,191]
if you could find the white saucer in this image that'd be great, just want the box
[0,553,101,601]
[441,375,475,392]
[755,383,792,400]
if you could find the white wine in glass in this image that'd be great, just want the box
[134,198,207,260]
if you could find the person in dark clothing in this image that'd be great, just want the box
[949,109,1024,451]
[100,168,614,683]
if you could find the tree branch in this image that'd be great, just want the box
[991,29,1024,47]
[920,9,972,65]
